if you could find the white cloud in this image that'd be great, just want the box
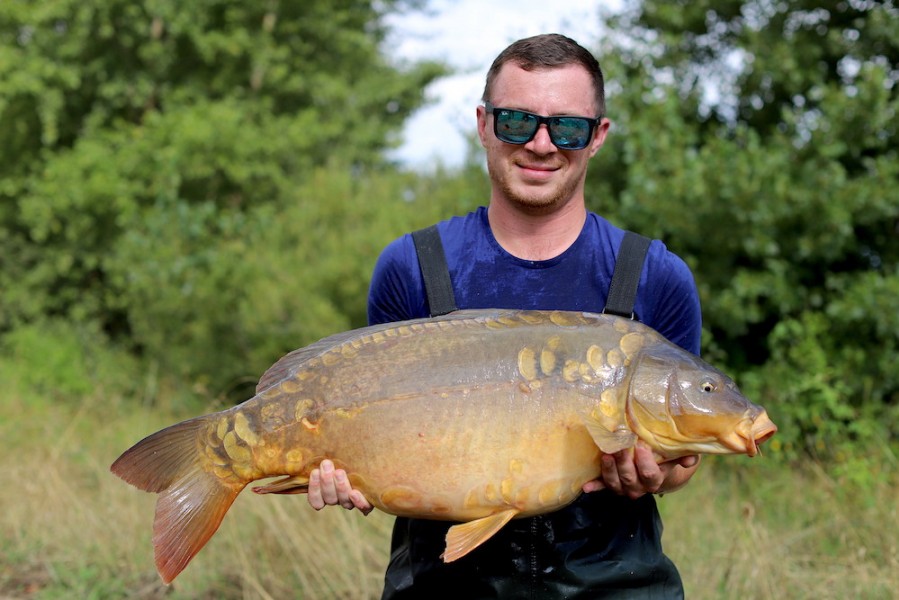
[384,0,610,169]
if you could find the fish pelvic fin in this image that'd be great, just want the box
[584,413,638,454]
[252,475,310,495]
[442,509,518,563]
[110,416,245,584]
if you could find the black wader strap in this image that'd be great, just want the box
[411,225,458,317]
[413,224,648,319]
[603,231,652,319]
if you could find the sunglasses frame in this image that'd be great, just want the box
[485,102,601,150]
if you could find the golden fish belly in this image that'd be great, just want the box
[290,382,603,522]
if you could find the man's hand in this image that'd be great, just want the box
[307,459,374,515]
[582,443,701,499]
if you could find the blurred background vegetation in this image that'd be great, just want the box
[1,0,897,597]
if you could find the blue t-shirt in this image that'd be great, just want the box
[367,207,702,599]
[369,206,701,353]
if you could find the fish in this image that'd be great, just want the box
[111,309,776,584]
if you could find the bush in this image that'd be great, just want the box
[0,319,138,402]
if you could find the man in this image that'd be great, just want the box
[309,34,702,598]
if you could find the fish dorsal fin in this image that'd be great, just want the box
[255,310,507,393]
[442,508,518,562]
[255,319,421,393]
[584,413,638,454]
[256,331,358,394]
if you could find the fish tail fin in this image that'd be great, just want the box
[111,416,245,584]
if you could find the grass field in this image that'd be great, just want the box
[2,388,897,599]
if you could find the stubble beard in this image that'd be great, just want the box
[488,154,584,216]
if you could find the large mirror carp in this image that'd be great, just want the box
[111,309,777,584]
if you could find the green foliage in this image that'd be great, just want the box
[100,161,483,400]
[0,0,445,399]
[0,318,138,401]
[0,0,439,166]
[591,0,899,459]
[0,0,445,332]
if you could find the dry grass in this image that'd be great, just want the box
[662,455,899,599]
[2,389,897,599]
[0,390,393,599]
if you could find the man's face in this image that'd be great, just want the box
[477,63,609,215]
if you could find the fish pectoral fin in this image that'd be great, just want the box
[584,416,638,454]
[251,475,309,495]
[442,509,518,563]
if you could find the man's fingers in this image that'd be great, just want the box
[350,490,374,515]
[600,453,620,492]
[307,467,325,510]
[600,447,664,499]
[633,445,663,494]
[319,459,339,505]
[613,449,639,489]
[677,454,700,469]
[306,459,372,514]
[582,479,605,494]
[334,469,355,509]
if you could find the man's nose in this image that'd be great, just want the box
[526,123,556,153]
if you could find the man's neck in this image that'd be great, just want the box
[487,200,587,261]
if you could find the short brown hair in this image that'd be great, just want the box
[482,33,605,117]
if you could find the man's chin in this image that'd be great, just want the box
[510,198,561,216]
[502,182,560,210]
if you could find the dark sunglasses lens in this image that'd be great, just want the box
[495,109,539,144]
[494,108,593,149]
[549,118,593,149]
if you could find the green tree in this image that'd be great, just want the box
[0,0,445,397]
[589,0,899,459]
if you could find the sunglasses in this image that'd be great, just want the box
[485,102,600,150]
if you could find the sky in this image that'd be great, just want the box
[383,0,612,169]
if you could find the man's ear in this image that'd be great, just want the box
[588,118,611,157]
[476,105,490,147]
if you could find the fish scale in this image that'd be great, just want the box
[111,308,776,584]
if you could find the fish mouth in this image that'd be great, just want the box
[738,410,778,457]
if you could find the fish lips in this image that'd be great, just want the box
[740,410,778,457]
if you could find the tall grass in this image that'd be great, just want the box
[1,385,395,599]
[2,388,897,599]
[662,455,899,599]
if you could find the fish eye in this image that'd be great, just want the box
[700,379,716,393]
